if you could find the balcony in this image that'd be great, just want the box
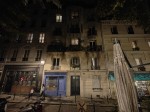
[22,58,28,61]
[47,44,66,52]
[133,47,140,51]
[66,45,84,51]
[35,58,41,61]
[11,58,16,61]
[47,39,66,52]
[51,66,61,70]
[86,45,102,52]
[91,66,100,70]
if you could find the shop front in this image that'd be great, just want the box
[1,65,41,94]
[108,71,150,96]
[44,72,66,97]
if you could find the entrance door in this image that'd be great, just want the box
[45,75,66,96]
[71,76,80,95]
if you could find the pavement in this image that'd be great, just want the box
[0,93,118,112]
[0,93,149,112]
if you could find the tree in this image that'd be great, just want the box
[0,0,61,33]
[95,0,150,32]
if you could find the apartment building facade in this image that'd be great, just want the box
[0,4,150,98]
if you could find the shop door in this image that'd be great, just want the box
[45,76,66,96]
[71,76,80,95]
[4,75,14,92]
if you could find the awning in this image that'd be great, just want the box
[108,71,150,81]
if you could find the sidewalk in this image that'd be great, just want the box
[0,93,117,105]
[1,93,118,112]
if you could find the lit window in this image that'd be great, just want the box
[27,33,33,43]
[39,33,45,43]
[56,14,62,22]
[71,38,79,45]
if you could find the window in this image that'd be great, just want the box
[148,41,150,47]
[23,49,30,61]
[69,24,80,33]
[91,58,99,70]
[0,49,5,61]
[71,11,79,19]
[11,49,18,61]
[71,38,79,45]
[56,14,62,22]
[87,27,97,36]
[41,19,47,27]
[16,34,21,43]
[35,50,42,61]
[39,33,45,43]
[53,27,62,36]
[71,57,80,68]
[128,25,134,34]
[53,58,60,66]
[92,75,101,91]
[90,41,96,48]
[135,58,145,71]
[30,19,36,28]
[111,26,118,34]
[132,41,139,51]
[27,33,33,43]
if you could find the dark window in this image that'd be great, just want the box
[91,58,99,70]
[30,19,36,28]
[53,58,60,66]
[71,11,79,19]
[111,26,118,34]
[0,49,5,61]
[88,27,97,36]
[71,57,80,68]
[128,26,134,34]
[35,50,42,61]
[41,19,47,27]
[90,41,96,48]
[22,50,30,61]
[69,24,80,33]
[53,27,62,36]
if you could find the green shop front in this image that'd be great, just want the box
[108,71,150,96]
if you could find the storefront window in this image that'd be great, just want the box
[6,71,37,87]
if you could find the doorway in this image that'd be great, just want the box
[71,76,80,95]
